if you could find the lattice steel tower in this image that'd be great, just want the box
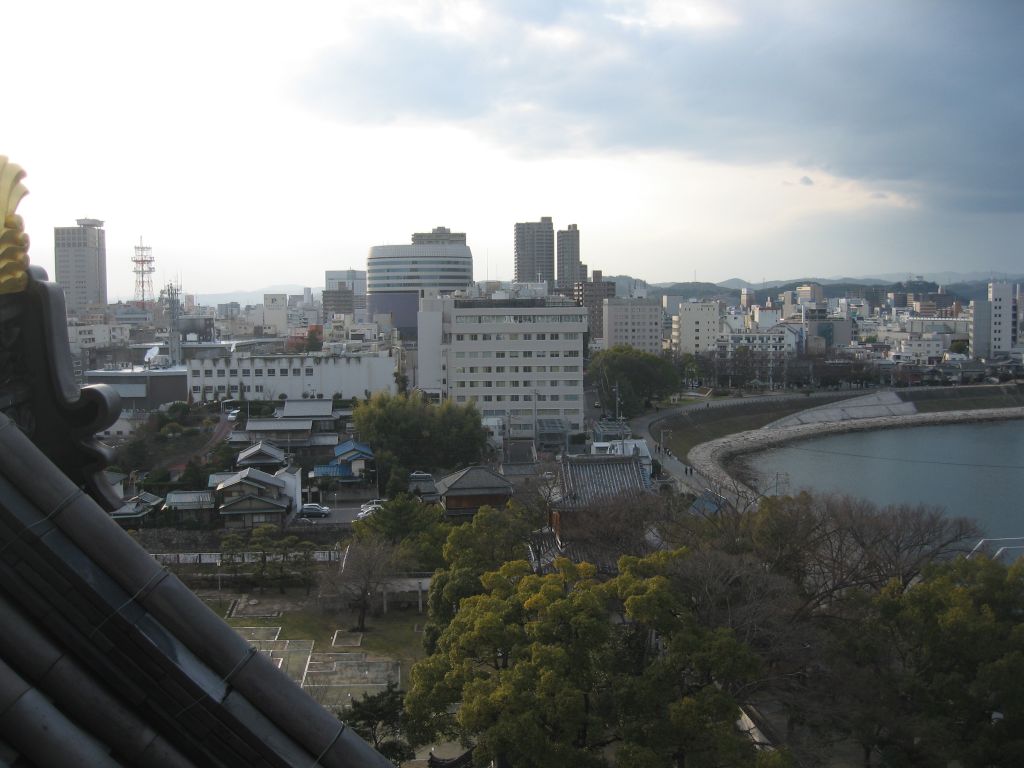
[131,238,155,305]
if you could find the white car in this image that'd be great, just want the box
[356,505,382,520]
[360,499,385,512]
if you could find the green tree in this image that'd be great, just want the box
[828,556,1024,766]
[348,682,416,766]
[306,327,323,352]
[407,552,766,768]
[354,494,449,571]
[587,346,679,416]
[248,524,279,593]
[353,392,487,473]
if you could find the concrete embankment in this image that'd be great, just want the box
[688,406,1024,498]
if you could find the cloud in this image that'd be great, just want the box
[299,1,1024,213]
[799,176,814,186]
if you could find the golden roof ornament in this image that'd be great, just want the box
[0,156,31,294]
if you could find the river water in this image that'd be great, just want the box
[742,419,1024,538]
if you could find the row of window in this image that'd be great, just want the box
[193,384,264,393]
[453,332,579,341]
[455,379,581,388]
[454,350,580,359]
[194,367,316,378]
[454,365,581,374]
[454,314,585,324]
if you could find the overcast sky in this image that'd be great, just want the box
[6,1,1022,299]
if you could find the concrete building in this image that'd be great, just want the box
[262,293,288,335]
[325,269,367,314]
[556,224,583,295]
[602,298,663,354]
[514,217,554,285]
[968,300,992,359]
[85,364,189,411]
[671,301,723,355]
[66,321,131,354]
[573,270,616,340]
[989,281,1019,355]
[417,296,587,440]
[54,218,107,315]
[367,226,473,339]
[187,349,396,403]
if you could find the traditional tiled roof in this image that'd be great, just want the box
[313,464,356,478]
[236,440,286,464]
[164,490,216,509]
[333,439,373,459]
[244,418,313,432]
[278,399,335,418]
[216,468,286,491]
[557,454,650,510]
[435,466,514,496]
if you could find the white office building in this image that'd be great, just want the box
[670,301,723,355]
[187,350,396,403]
[418,296,587,439]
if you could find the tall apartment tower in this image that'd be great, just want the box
[54,219,107,316]
[514,217,554,286]
[988,281,1019,355]
[556,224,583,295]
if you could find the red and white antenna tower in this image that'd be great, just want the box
[132,238,155,306]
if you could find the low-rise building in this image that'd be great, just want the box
[188,349,396,403]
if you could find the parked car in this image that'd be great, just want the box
[360,499,385,512]
[227,409,241,422]
[300,503,330,518]
[356,505,381,520]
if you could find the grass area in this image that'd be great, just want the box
[913,397,1020,413]
[225,601,426,668]
[662,398,842,460]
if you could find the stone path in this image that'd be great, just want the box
[764,391,917,428]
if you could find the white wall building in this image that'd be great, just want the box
[671,301,722,355]
[989,282,1019,355]
[66,321,131,354]
[262,294,288,336]
[603,298,663,354]
[418,296,587,438]
[187,350,396,403]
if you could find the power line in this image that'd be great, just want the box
[777,443,1024,470]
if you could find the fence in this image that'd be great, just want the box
[153,550,342,565]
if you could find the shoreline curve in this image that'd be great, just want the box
[687,406,1024,499]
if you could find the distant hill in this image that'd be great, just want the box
[194,285,315,306]
[648,282,739,302]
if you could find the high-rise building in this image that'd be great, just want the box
[54,219,107,316]
[514,217,554,285]
[987,281,1019,355]
[367,226,473,339]
[573,269,616,340]
[556,224,583,295]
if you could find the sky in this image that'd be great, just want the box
[5,1,1023,299]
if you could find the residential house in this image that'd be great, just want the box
[162,490,217,527]
[434,466,514,519]
[215,468,292,529]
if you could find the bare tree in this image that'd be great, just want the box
[321,534,401,631]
